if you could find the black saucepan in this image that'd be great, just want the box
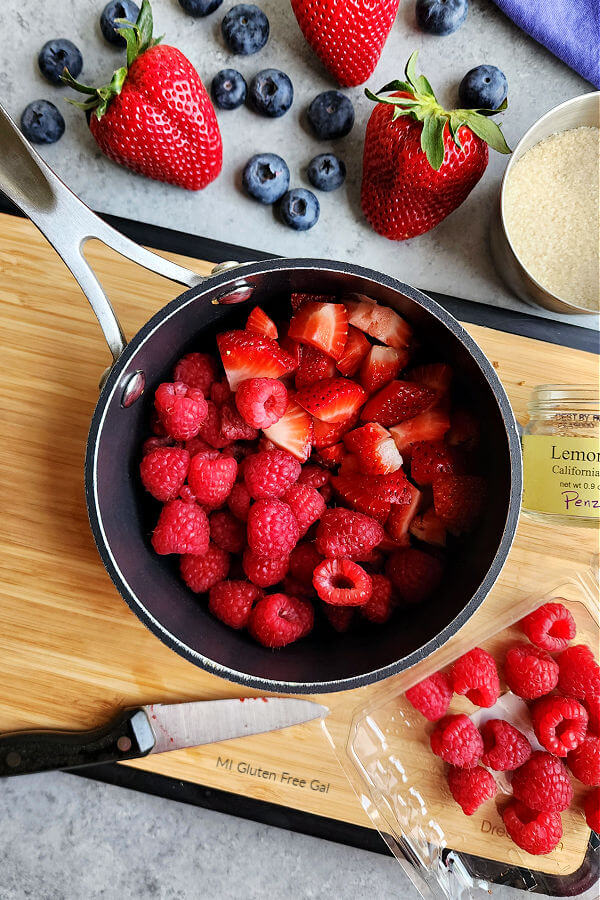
[0,105,522,694]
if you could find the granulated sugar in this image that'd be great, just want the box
[503,126,599,311]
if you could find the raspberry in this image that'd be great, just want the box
[219,400,259,442]
[386,548,444,605]
[313,558,372,607]
[150,409,167,436]
[282,575,314,599]
[243,548,289,588]
[521,601,576,652]
[584,787,600,832]
[227,482,252,521]
[209,510,246,553]
[208,580,261,629]
[235,378,288,429]
[247,499,299,557]
[405,671,453,722]
[504,643,559,700]
[567,735,600,786]
[585,695,600,735]
[154,382,208,441]
[210,379,233,407]
[315,509,384,560]
[320,482,334,503]
[447,765,497,816]
[451,648,500,708]
[283,483,326,537]
[180,544,230,593]
[323,604,354,632]
[289,543,323,586]
[502,799,562,855]
[430,715,483,768]
[557,645,600,700]
[249,594,314,647]
[197,400,231,449]
[140,447,190,502]
[188,453,237,509]
[179,485,197,503]
[480,719,532,771]
[531,695,589,757]
[512,751,573,812]
[244,450,302,500]
[172,352,217,394]
[361,574,393,623]
[142,435,175,455]
[298,465,330,490]
[184,436,215,457]
[222,442,254,463]
[151,500,209,556]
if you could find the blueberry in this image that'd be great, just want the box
[211,69,247,109]
[249,69,293,118]
[307,153,346,192]
[38,39,83,85]
[178,0,223,16]
[20,100,65,144]
[243,153,290,204]
[100,0,140,46]
[307,91,354,140]
[221,4,269,55]
[459,65,508,110]
[415,0,468,35]
[279,189,320,231]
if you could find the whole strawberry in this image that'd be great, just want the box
[361,52,510,240]
[64,0,222,190]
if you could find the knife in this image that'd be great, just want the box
[0,698,328,777]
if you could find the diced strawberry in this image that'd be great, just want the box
[344,423,403,475]
[375,469,413,503]
[410,440,467,486]
[312,410,360,449]
[263,399,313,462]
[386,484,421,545]
[290,292,336,311]
[279,334,302,369]
[447,407,481,450]
[315,442,346,468]
[338,453,360,476]
[389,407,451,456]
[246,306,278,340]
[217,330,296,390]
[361,380,436,427]
[345,295,412,349]
[433,475,486,534]
[295,345,337,389]
[406,363,452,398]
[409,507,447,546]
[336,326,371,377]
[296,378,366,424]
[360,345,408,394]
[331,474,391,522]
[288,301,349,361]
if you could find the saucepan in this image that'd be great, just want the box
[0,103,522,694]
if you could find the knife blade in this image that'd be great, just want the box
[0,698,328,778]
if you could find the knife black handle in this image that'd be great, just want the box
[0,709,156,777]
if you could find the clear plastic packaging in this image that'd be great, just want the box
[324,565,600,898]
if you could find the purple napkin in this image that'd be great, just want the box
[493,0,600,88]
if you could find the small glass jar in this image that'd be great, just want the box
[521,385,600,527]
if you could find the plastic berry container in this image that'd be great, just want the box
[324,565,599,898]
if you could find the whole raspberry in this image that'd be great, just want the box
[447,765,497,816]
[584,695,600,735]
[557,645,600,700]
[386,548,444,605]
[452,648,500,708]
[320,482,334,503]
[209,510,246,554]
[208,580,261,629]
[184,436,215,457]
[220,400,259,442]
[244,450,302,500]
[430,715,483,768]
[180,544,230,593]
[511,751,573,812]
[249,594,314,648]
[323,604,355,632]
[480,719,532,771]
[197,400,231,449]
[282,575,314,600]
[210,379,233,407]
[315,509,384,560]
[283,483,326,537]
[188,453,237,509]
[227,482,252,521]
[154,382,208,441]
[504,643,559,700]
[173,352,217,394]
[151,500,209,556]
[140,447,190,502]
[235,378,288,429]
[567,735,600,786]
[584,787,600,832]
[313,558,372,607]
[150,409,167,436]
[142,435,175,455]
[298,465,330,490]
[179,485,197,503]
[242,548,289,588]
[361,574,393,624]
[222,442,254,463]
[531,695,589,757]
[247,499,299,557]
[520,601,576,652]
[289,542,323,586]
[405,671,453,722]
[502,799,562,855]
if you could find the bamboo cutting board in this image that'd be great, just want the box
[0,212,598,878]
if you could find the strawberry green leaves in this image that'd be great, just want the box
[117,0,163,68]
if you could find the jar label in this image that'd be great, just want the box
[522,434,600,519]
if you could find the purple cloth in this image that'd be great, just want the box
[493,0,600,88]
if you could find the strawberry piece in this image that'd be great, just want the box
[345,297,412,349]
[246,306,278,339]
[386,547,444,605]
[409,507,447,546]
[331,474,391,522]
[295,345,337,388]
[336,326,371,376]
[410,440,466,486]
[279,334,303,368]
[338,453,360,476]
[263,399,313,462]
[385,483,421,545]
[389,406,451,455]
[217,330,296,391]
[315,442,346,468]
[312,410,360,448]
[296,377,366,423]
[361,380,435,427]
[359,345,407,394]
[288,301,349,361]
[447,407,481,450]
[406,363,452,397]
[433,474,486,534]
[290,292,336,311]
[343,422,403,475]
